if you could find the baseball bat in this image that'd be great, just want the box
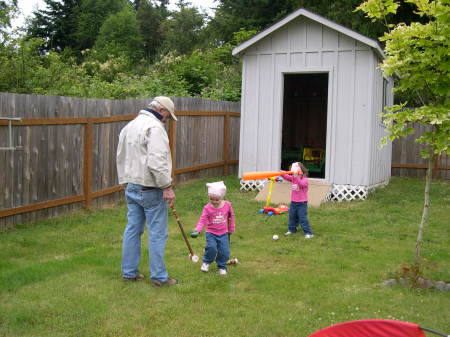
[242,170,293,181]
[170,206,199,263]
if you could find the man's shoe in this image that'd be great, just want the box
[219,269,227,275]
[123,274,145,281]
[152,278,178,287]
[304,234,314,239]
[284,231,294,236]
[200,263,210,272]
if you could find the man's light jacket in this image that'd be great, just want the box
[116,110,172,188]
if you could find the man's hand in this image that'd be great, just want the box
[163,186,175,208]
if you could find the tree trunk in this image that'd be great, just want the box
[415,155,435,261]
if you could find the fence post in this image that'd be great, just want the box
[83,119,93,208]
[223,112,229,176]
[169,119,177,184]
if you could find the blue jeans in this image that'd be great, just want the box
[122,183,169,282]
[203,232,230,270]
[288,201,312,235]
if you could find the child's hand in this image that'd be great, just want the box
[190,230,199,238]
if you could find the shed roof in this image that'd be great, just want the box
[232,8,384,59]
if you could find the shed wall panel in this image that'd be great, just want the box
[352,50,372,185]
[240,55,259,174]
[289,20,306,51]
[247,45,257,54]
[321,51,336,67]
[306,19,323,50]
[257,37,272,53]
[323,27,338,50]
[356,41,370,50]
[368,62,392,186]
[334,51,354,184]
[290,53,305,67]
[272,27,289,52]
[257,54,275,169]
[338,33,355,49]
[368,64,380,184]
[306,52,321,67]
[322,51,338,182]
[273,54,288,170]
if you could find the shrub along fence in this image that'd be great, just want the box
[0,93,240,227]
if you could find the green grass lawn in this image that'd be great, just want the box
[0,176,449,337]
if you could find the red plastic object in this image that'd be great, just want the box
[308,319,427,337]
[263,204,289,215]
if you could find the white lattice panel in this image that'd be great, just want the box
[325,184,369,202]
[240,179,266,191]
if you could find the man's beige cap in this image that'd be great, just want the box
[154,96,177,121]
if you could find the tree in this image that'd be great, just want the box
[136,0,167,60]
[94,5,143,62]
[0,0,17,42]
[75,0,128,52]
[159,1,206,55]
[357,0,450,261]
[26,0,80,53]
[209,0,295,43]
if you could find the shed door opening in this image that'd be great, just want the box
[281,73,328,178]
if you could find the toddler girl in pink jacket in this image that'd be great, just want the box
[191,181,235,275]
[281,162,314,239]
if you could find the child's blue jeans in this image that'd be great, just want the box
[203,232,230,269]
[288,201,312,235]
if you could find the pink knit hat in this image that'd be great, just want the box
[206,181,227,198]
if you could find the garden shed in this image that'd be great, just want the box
[233,8,394,201]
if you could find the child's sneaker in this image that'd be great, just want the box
[284,231,294,236]
[304,234,314,239]
[200,263,210,272]
[218,269,227,275]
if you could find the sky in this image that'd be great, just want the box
[13,0,217,29]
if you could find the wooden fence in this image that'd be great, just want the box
[1,94,448,227]
[391,123,449,180]
[0,93,240,227]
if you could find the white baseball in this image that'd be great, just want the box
[272,234,279,240]
[191,255,199,263]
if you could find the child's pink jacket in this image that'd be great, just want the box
[195,201,235,235]
[281,174,309,202]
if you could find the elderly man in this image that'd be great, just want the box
[116,96,177,287]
